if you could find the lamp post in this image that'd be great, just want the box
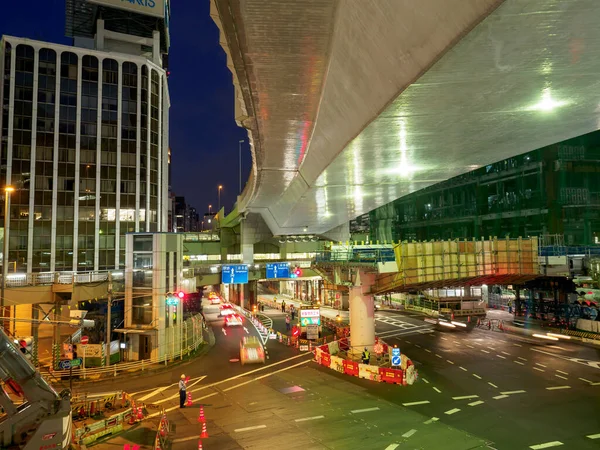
[1,186,14,330]
[218,185,223,213]
[238,140,244,194]
[208,204,212,215]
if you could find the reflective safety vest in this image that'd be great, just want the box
[362,351,370,360]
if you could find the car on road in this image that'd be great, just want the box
[219,304,236,317]
[225,314,243,327]
[240,336,265,365]
[208,292,221,305]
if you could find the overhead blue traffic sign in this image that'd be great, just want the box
[222,264,249,284]
[266,262,290,279]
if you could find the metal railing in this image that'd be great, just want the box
[2,270,123,288]
[315,248,396,264]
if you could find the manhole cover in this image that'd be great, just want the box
[229,358,240,363]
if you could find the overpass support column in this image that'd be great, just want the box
[349,270,376,355]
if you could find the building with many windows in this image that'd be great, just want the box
[369,131,600,247]
[0,3,171,272]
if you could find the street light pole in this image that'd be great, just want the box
[238,140,244,194]
[218,185,222,213]
[1,186,14,331]
[208,204,212,216]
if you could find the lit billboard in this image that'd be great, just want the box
[299,308,321,326]
[88,0,166,19]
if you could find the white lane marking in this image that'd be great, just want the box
[384,445,400,450]
[453,341,460,345]
[518,357,527,361]
[351,407,380,414]
[406,340,412,344]
[496,355,506,359]
[556,370,568,375]
[441,337,448,341]
[514,343,522,347]
[493,394,509,400]
[424,417,439,425]
[531,348,600,370]
[433,387,442,393]
[488,347,496,351]
[472,374,482,379]
[295,415,324,422]
[435,354,443,359]
[402,429,417,438]
[468,400,485,406]
[514,360,525,366]
[501,351,511,356]
[148,392,219,418]
[533,367,545,372]
[535,363,547,368]
[459,366,468,372]
[587,433,600,439]
[481,349,490,354]
[415,344,422,348]
[235,425,267,433]
[488,382,498,388]
[501,390,526,395]
[403,401,430,406]
[466,345,475,349]
[546,386,571,391]
[172,436,203,444]
[452,395,478,400]
[223,360,311,392]
[425,349,432,353]
[137,385,172,402]
[555,374,568,380]
[222,328,227,335]
[243,327,250,334]
[446,360,455,364]
[579,378,593,384]
[445,408,461,415]
[529,441,563,449]
[421,378,429,384]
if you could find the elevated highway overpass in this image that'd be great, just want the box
[210,0,600,240]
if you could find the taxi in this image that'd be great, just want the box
[240,336,265,365]
[208,292,221,305]
[219,304,236,317]
[225,314,243,327]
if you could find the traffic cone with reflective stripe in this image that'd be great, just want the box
[197,439,203,450]
[200,422,209,438]
[186,392,193,407]
[197,406,205,423]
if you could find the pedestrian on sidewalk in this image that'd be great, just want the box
[281,300,286,313]
[285,315,291,331]
[179,374,187,408]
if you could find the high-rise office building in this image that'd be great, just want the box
[0,0,171,272]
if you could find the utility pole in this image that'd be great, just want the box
[106,272,112,366]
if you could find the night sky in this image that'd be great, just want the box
[0,0,249,216]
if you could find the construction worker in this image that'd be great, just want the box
[361,347,370,365]
[281,300,286,313]
[179,374,187,408]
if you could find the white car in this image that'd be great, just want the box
[219,304,236,317]
[225,314,243,327]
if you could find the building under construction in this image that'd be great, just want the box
[369,130,600,247]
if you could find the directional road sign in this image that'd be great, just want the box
[391,347,401,366]
[221,264,249,284]
[266,262,290,279]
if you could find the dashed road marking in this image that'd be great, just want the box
[533,367,545,372]
[421,378,429,384]
[351,407,380,414]
[452,395,478,400]
[433,387,442,394]
[444,408,461,415]
[556,370,568,375]
[493,394,509,400]
[481,349,490,354]
[384,445,399,450]
[587,433,600,440]
[535,363,547,368]
[406,340,412,344]
[234,425,267,433]
[579,378,593,384]
[468,400,485,406]
[514,360,525,366]
[459,366,468,372]
[424,417,439,425]
[546,386,570,391]
[496,355,506,359]
[402,429,417,438]
[466,345,475,349]
[425,349,432,353]
[501,351,511,356]
[555,374,568,380]
[415,344,422,348]
[446,360,455,364]
[501,390,526,395]
[453,341,460,345]
[472,374,482,379]
[488,382,498,388]
[518,356,527,361]
[295,415,324,422]
[403,401,430,406]
[529,441,563,449]
[435,354,443,359]
[441,337,448,341]
[514,343,522,347]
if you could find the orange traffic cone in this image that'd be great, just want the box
[186,392,193,407]
[197,439,203,450]
[467,316,471,323]
[200,422,209,438]
[136,405,144,420]
[197,406,205,423]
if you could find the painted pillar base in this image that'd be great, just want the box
[349,284,375,356]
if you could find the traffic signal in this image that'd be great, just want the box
[294,267,302,277]
[177,291,185,299]
[18,337,33,361]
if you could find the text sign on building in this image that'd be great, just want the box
[88,0,166,19]
[300,308,321,326]
[222,265,249,284]
[266,262,290,279]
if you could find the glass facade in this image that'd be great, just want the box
[0,37,169,272]
[369,131,600,247]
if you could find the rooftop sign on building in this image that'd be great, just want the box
[88,0,166,19]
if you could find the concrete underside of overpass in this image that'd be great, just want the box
[211,0,600,236]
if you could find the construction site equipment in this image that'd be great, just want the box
[0,327,71,449]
